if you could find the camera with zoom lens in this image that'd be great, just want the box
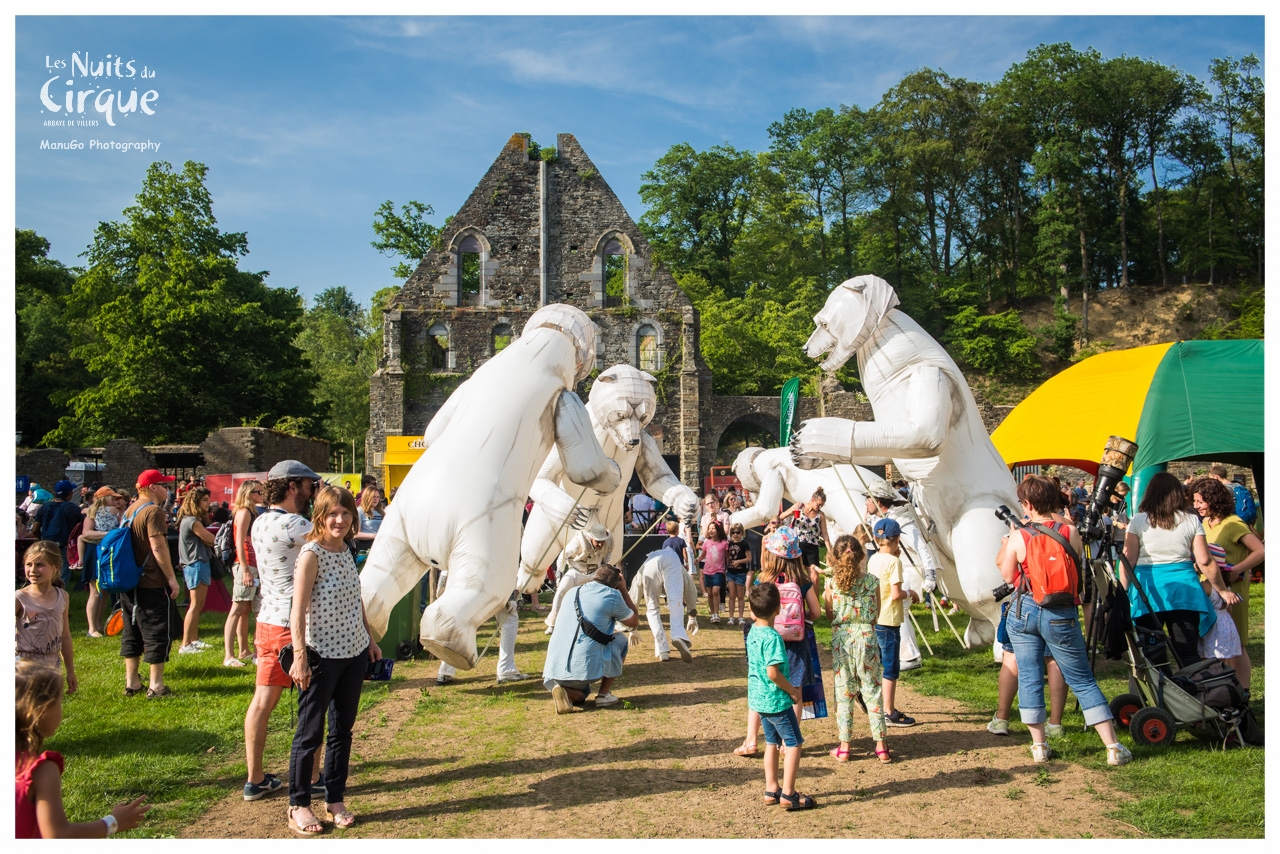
[994,504,1024,529]
[992,582,1015,602]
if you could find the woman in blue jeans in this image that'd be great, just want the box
[997,475,1132,767]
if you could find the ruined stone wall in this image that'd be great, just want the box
[14,449,72,496]
[200,428,328,475]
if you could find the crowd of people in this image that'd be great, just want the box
[15,458,1264,832]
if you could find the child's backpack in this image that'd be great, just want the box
[213,519,237,565]
[66,521,83,568]
[773,575,805,642]
[96,502,153,593]
[1016,521,1081,608]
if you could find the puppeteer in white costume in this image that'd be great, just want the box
[789,275,1019,648]
[359,304,621,670]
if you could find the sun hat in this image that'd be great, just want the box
[268,460,320,481]
[873,518,901,539]
[867,480,907,505]
[137,469,176,488]
[93,486,125,500]
[763,525,802,559]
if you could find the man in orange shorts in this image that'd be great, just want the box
[241,460,318,800]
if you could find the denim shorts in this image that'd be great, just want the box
[182,560,211,589]
[876,624,901,680]
[702,572,725,589]
[726,572,747,586]
[760,707,804,748]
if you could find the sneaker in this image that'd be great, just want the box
[551,685,576,715]
[672,637,693,663]
[243,773,284,801]
[1107,743,1133,766]
[224,657,247,668]
[885,710,916,727]
[987,716,1010,736]
[1031,742,1053,763]
[178,643,201,654]
[710,614,720,624]
[1045,722,1066,739]
[594,692,619,707]
[311,777,326,797]
[496,671,533,684]
[544,625,555,635]
[436,674,454,685]
[900,657,923,672]
[191,639,212,650]
[657,653,670,661]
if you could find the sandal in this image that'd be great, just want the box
[761,789,782,805]
[324,804,356,829]
[733,742,758,757]
[123,686,144,697]
[875,746,893,764]
[224,657,247,668]
[780,791,817,811]
[288,806,324,835]
[829,746,850,762]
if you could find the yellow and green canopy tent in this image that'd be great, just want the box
[991,340,1264,477]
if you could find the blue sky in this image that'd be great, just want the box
[14,14,1266,309]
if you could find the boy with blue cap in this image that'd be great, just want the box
[869,517,918,726]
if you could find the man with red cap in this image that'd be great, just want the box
[120,469,182,699]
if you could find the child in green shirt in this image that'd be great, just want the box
[746,583,815,811]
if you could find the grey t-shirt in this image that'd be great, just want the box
[178,515,211,566]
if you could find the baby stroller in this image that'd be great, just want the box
[1106,567,1262,750]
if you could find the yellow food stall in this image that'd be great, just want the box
[382,436,428,496]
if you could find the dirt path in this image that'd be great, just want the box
[184,609,1135,838]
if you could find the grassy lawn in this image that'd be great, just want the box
[42,584,397,838]
[896,583,1265,838]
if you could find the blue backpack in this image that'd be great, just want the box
[1232,483,1258,526]
[96,502,154,593]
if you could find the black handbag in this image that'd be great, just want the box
[278,642,322,675]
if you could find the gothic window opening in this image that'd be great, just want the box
[603,238,627,308]
[427,323,451,371]
[637,323,659,373]
[492,323,513,354]
[458,234,482,306]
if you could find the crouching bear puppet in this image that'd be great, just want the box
[360,305,621,670]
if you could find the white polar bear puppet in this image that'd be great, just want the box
[727,446,930,663]
[789,274,1019,656]
[517,363,699,596]
[360,305,621,670]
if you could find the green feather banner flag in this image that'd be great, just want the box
[779,377,801,447]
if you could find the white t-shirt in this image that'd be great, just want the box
[1127,511,1203,566]
[252,508,314,627]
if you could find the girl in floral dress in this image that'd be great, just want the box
[823,534,889,763]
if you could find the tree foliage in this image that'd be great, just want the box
[47,161,316,447]
[640,47,1263,396]
[371,200,441,279]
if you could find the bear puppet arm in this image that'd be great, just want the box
[633,432,698,523]
[553,390,622,495]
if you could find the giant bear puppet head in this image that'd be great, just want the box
[523,304,598,384]
[804,274,900,372]
[588,365,657,450]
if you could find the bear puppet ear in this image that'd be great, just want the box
[638,370,657,384]
[839,276,868,293]
[595,373,617,383]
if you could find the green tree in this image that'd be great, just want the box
[49,161,316,446]
[371,200,441,279]
[15,230,91,445]
[638,143,758,297]
[295,286,374,466]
